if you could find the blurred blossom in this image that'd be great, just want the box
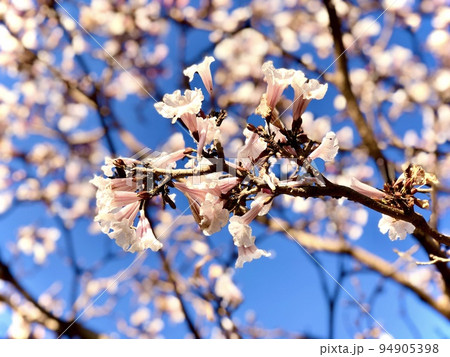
[16,226,60,265]
[215,271,243,307]
[214,28,269,82]
[0,191,13,214]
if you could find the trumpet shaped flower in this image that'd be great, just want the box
[183,56,215,95]
[309,132,339,162]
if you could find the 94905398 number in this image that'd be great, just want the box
[379,344,439,354]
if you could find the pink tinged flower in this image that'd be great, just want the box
[229,216,254,247]
[212,176,240,195]
[183,56,215,95]
[378,214,415,241]
[199,193,230,236]
[291,75,328,120]
[350,177,386,200]
[195,117,220,158]
[109,220,135,251]
[154,88,204,124]
[174,182,230,236]
[228,192,273,247]
[110,191,141,209]
[261,61,296,108]
[235,244,271,268]
[149,149,188,169]
[237,128,267,169]
[129,210,163,252]
[309,131,339,162]
[96,201,141,234]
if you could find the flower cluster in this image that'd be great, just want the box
[91,56,431,267]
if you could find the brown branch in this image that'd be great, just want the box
[276,181,450,246]
[0,260,101,338]
[158,250,202,339]
[322,0,393,182]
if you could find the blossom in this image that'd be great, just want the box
[146,149,189,170]
[261,61,296,109]
[154,88,204,126]
[198,193,230,236]
[236,244,271,268]
[291,74,328,121]
[214,271,243,307]
[17,226,60,265]
[129,210,163,252]
[183,56,215,95]
[350,177,386,200]
[378,214,415,241]
[108,210,162,253]
[90,175,141,234]
[228,192,273,268]
[237,128,267,169]
[308,131,339,162]
[174,175,239,236]
[228,192,272,247]
[194,117,221,157]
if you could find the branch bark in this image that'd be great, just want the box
[322,0,393,182]
[0,260,101,338]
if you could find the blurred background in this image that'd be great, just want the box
[0,0,449,338]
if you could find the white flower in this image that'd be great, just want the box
[228,192,273,248]
[129,210,163,252]
[292,75,328,120]
[350,177,386,200]
[309,131,339,162]
[237,128,267,169]
[17,226,60,265]
[174,177,237,236]
[195,117,221,157]
[154,88,204,124]
[109,220,136,250]
[199,193,230,236]
[229,216,254,247]
[236,244,271,268]
[183,56,215,95]
[228,192,273,267]
[109,210,163,252]
[146,149,188,170]
[261,61,296,108]
[378,214,415,241]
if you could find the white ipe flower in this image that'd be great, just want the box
[183,56,215,95]
[291,73,328,120]
[237,128,267,169]
[90,171,163,252]
[154,88,204,125]
[378,214,415,241]
[261,60,296,108]
[350,177,386,200]
[228,192,273,268]
[174,176,239,236]
[308,131,339,162]
[236,244,271,269]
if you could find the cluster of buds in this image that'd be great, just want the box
[383,164,439,210]
[350,164,438,241]
[91,56,345,268]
